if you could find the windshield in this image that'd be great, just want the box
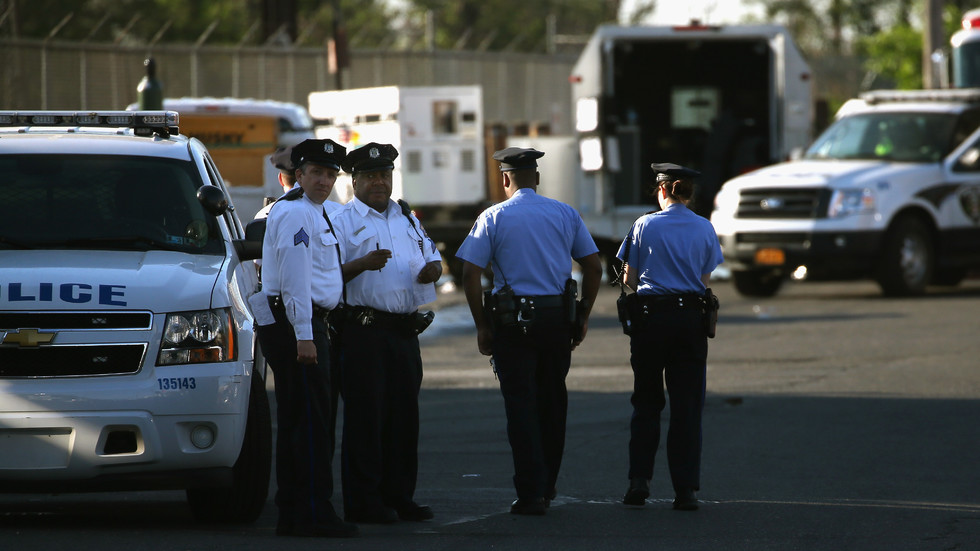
[0,154,224,254]
[804,111,978,163]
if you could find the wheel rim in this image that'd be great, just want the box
[898,234,928,285]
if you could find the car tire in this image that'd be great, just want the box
[186,373,272,524]
[875,217,933,296]
[732,269,783,297]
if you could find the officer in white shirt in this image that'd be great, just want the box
[330,142,442,524]
[257,138,357,538]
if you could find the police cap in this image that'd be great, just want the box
[492,147,545,172]
[341,142,398,174]
[269,146,295,172]
[291,139,347,171]
[650,162,701,182]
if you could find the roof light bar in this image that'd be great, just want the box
[860,89,980,104]
[0,111,179,134]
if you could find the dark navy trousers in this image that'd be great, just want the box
[627,303,707,492]
[339,323,423,514]
[257,308,339,526]
[491,309,572,501]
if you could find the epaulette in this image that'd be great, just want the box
[282,187,305,201]
[397,199,417,228]
[397,198,413,218]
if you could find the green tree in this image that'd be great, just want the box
[400,0,655,52]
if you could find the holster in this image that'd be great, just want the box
[616,290,635,336]
[703,288,720,338]
[483,285,517,332]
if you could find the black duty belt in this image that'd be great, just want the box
[635,293,704,309]
[513,295,564,309]
[268,295,331,320]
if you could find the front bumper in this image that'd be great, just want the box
[720,230,884,279]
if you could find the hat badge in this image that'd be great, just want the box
[324,143,333,154]
[369,147,380,158]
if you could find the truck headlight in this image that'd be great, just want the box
[828,188,876,218]
[158,308,236,365]
[713,186,738,215]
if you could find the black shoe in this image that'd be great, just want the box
[282,519,359,538]
[623,478,650,507]
[673,488,699,511]
[545,487,557,508]
[510,498,547,515]
[396,502,434,522]
[345,506,399,524]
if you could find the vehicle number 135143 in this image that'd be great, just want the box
[157,377,196,390]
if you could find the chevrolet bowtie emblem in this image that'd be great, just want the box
[2,328,56,347]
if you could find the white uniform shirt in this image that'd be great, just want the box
[261,194,343,340]
[332,197,442,314]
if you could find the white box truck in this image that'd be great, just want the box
[308,85,486,278]
[561,23,813,276]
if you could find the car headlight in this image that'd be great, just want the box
[158,308,236,365]
[828,188,876,218]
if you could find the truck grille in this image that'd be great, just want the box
[735,188,830,219]
[0,344,147,377]
[0,311,152,377]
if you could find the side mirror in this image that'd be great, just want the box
[232,218,266,261]
[197,184,230,216]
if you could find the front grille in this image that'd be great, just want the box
[0,344,147,377]
[0,311,152,377]
[736,188,830,219]
[0,311,152,330]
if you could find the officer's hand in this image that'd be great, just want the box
[361,249,392,271]
[296,339,317,364]
[416,261,443,284]
[571,319,589,351]
[477,326,493,356]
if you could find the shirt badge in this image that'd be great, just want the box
[293,227,310,247]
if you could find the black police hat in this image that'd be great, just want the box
[492,147,545,171]
[341,142,398,174]
[650,162,701,182]
[270,146,295,172]
[291,139,347,171]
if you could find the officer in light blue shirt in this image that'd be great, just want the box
[615,162,723,513]
[456,147,602,516]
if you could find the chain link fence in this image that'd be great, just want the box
[0,38,580,133]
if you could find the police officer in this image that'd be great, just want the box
[256,138,357,538]
[456,147,602,515]
[254,146,299,222]
[330,142,443,524]
[616,162,723,511]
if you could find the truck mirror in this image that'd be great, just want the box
[197,184,229,216]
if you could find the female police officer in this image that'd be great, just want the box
[616,163,723,511]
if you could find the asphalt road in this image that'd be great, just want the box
[3,278,980,550]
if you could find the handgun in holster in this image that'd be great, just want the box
[703,288,720,338]
[616,290,634,336]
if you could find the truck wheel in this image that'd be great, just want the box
[187,374,272,524]
[732,269,783,297]
[875,217,933,296]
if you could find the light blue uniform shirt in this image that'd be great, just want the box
[456,188,598,296]
[616,203,723,296]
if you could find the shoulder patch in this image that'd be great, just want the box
[293,227,310,247]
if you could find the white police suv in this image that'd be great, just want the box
[711,89,980,297]
[0,111,270,523]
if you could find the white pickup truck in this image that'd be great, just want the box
[711,89,980,297]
